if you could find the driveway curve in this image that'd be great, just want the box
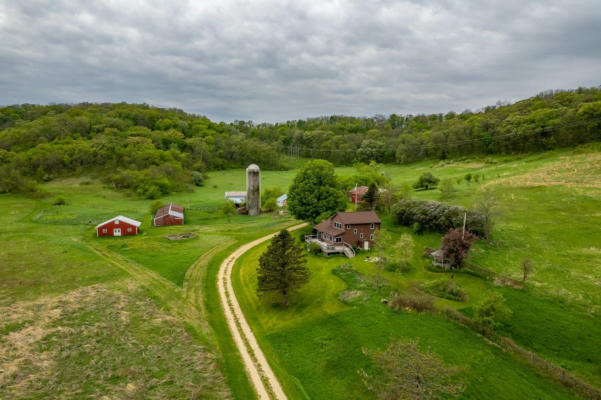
[217,223,308,400]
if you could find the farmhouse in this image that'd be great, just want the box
[225,191,247,205]
[277,193,287,207]
[96,216,141,237]
[348,186,369,203]
[154,203,184,226]
[306,211,381,257]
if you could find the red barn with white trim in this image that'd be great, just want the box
[95,216,141,237]
[348,186,369,203]
[154,203,184,226]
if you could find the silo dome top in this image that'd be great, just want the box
[246,164,260,171]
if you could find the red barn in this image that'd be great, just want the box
[154,203,184,226]
[95,216,141,237]
[348,186,369,203]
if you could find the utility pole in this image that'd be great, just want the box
[354,183,358,211]
[462,212,467,239]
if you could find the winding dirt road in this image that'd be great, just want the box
[217,223,308,400]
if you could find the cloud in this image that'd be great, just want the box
[0,0,599,122]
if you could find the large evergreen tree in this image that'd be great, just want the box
[257,230,309,306]
[363,183,378,209]
[287,159,346,223]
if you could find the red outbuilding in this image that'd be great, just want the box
[154,203,184,226]
[348,186,369,203]
[95,216,141,237]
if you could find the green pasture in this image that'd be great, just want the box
[2,143,601,398]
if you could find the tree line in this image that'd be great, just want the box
[1,86,600,196]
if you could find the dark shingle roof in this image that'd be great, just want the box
[335,211,380,224]
[314,218,345,236]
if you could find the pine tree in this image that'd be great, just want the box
[257,230,310,306]
[363,183,378,209]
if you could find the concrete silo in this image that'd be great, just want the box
[246,164,261,216]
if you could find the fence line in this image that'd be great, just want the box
[443,307,601,400]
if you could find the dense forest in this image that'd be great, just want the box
[1,86,600,197]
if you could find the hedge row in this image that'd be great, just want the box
[392,199,486,237]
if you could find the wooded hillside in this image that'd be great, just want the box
[1,86,600,197]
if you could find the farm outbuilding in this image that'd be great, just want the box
[277,194,287,207]
[154,203,184,226]
[348,186,369,203]
[96,216,141,237]
[225,191,247,205]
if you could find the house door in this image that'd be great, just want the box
[364,241,369,250]
[113,228,121,236]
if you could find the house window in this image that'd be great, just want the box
[127,227,132,232]
[370,234,374,240]
[353,228,357,234]
[346,224,351,229]
[370,223,374,229]
[336,237,342,243]
[102,228,107,233]
[334,222,342,229]
[115,220,119,225]
[360,233,364,239]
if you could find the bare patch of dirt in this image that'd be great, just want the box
[166,232,197,240]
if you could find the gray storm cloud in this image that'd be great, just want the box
[0,0,599,122]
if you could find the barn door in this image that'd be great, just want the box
[113,228,121,236]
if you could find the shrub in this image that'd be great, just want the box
[149,200,163,216]
[262,197,278,212]
[53,197,67,205]
[412,172,440,190]
[389,290,434,312]
[308,242,322,255]
[191,171,204,186]
[392,199,486,237]
[439,178,456,199]
[474,292,512,329]
[421,279,468,302]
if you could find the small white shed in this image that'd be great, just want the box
[225,191,247,205]
[277,194,287,207]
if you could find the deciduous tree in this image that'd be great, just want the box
[360,339,465,400]
[413,172,440,190]
[441,228,477,269]
[521,258,534,282]
[221,200,236,222]
[392,233,414,272]
[287,159,346,223]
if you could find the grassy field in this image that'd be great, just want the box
[231,144,601,398]
[2,143,601,399]
[0,173,300,399]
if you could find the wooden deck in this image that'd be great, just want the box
[305,236,355,258]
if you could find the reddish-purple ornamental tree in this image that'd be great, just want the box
[441,228,477,269]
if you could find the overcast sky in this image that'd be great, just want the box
[1,1,600,122]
